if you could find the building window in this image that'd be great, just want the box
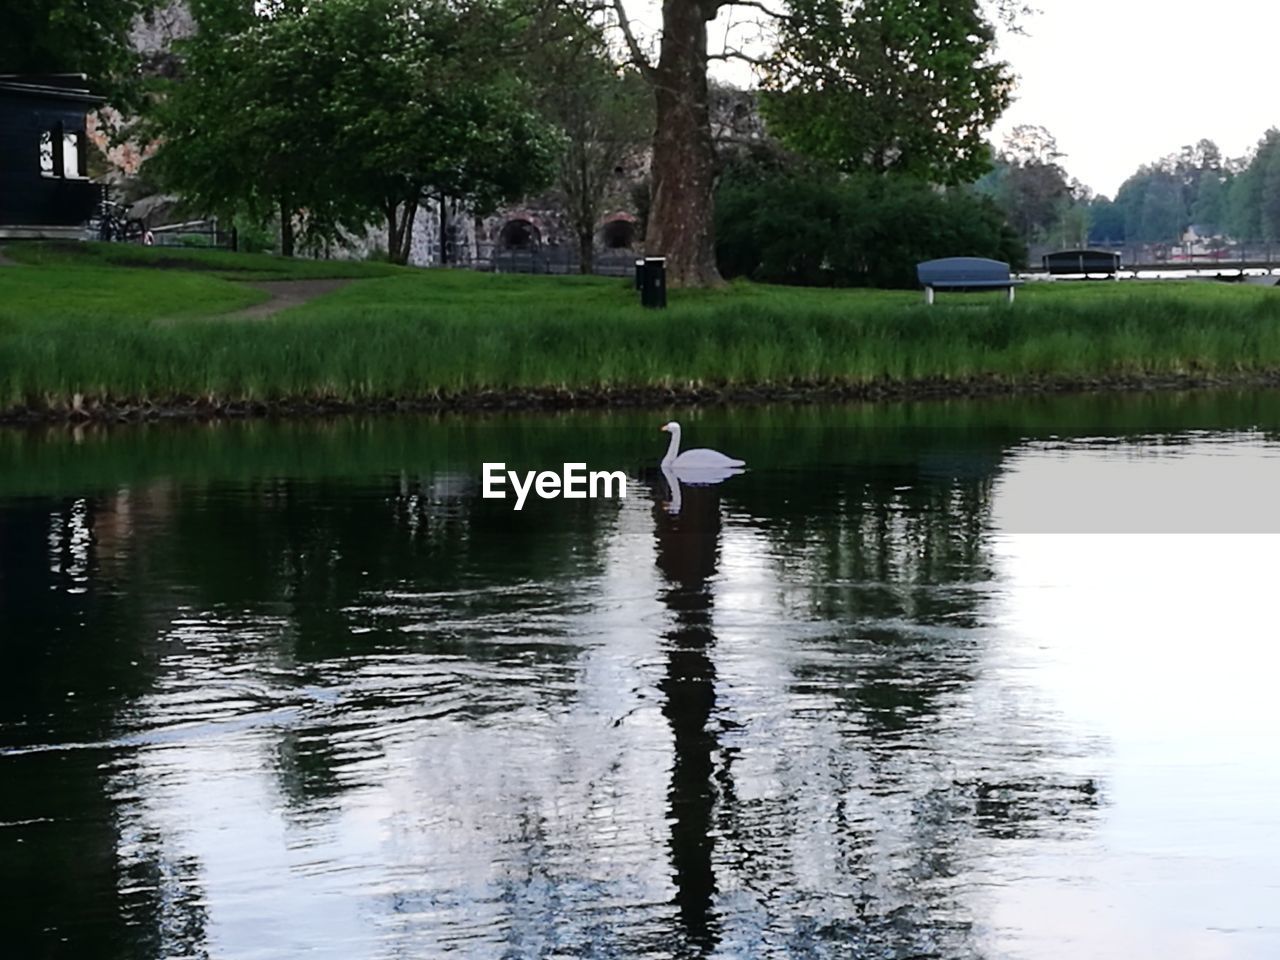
[39,125,87,179]
[39,130,55,176]
[63,131,84,178]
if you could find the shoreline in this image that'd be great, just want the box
[6,371,1280,426]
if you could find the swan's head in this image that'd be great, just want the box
[660,421,680,433]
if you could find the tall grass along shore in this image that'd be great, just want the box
[3,242,1280,421]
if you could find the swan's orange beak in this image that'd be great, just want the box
[659,425,669,432]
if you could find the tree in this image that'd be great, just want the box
[1,0,162,107]
[144,0,558,261]
[1226,163,1262,241]
[759,0,1011,185]
[608,0,1024,287]
[999,161,1071,241]
[1054,199,1090,249]
[1001,124,1065,167]
[530,3,652,273]
[142,10,345,255]
[1138,173,1185,244]
[977,127,1073,244]
[333,5,559,268]
[1260,134,1280,243]
[1087,197,1125,245]
[1114,167,1186,245]
[1191,169,1229,236]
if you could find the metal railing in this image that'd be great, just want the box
[1028,240,1280,269]
[147,219,235,250]
[488,247,639,277]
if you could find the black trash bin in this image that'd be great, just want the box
[641,256,666,309]
[634,258,645,291]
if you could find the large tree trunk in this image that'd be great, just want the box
[578,229,595,274]
[648,0,722,287]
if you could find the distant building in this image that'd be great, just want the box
[0,74,104,238]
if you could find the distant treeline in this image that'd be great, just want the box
[1090,132,1280,245]
[975,126,1280,250]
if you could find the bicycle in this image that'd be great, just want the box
[90,197,146,244]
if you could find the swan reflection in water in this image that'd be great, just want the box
[651,454,742,954]
[660,462,745,515]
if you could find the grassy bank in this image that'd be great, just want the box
[3,242,1280,419]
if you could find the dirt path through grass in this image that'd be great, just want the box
[229,279,353,318]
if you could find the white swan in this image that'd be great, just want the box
[660,421,745,470]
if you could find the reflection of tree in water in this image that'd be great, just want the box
[0,497,210,960]
[699,451,1100,956]
[155,473,620,812]
[652,476,728,956]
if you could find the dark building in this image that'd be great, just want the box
[0,74,103,238]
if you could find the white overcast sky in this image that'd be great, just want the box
[664,0,1278,198]
[990,1,1279,197]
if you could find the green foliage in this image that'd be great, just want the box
[1088,197,1126,244]
[1226,157,1264,241]
[143,0,559,261]
[987,159,1072,243]
[974,126,1086,247]
[1109,138,1234,244]
[1260,136,1280,243]
[527,2,651,270]
[142,8,358,254]
[233,218,278,255]
[322,0,559,261]
[0,0,161,108]
[1191,170,1228,235]
[761,0,1012,184]
[715,167,1024,288]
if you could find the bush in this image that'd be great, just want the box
[715,168,1025,288]
[233,217,278,255]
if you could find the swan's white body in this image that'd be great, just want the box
[660,421,745,470]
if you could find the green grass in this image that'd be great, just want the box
[3,241,1280,412]
[4,240,406,280]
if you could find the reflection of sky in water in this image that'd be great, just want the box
[981,533,1280,959]
[5,412,1280,958]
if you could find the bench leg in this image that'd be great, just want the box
[924,286,935,305]
[1007,286,1016,304]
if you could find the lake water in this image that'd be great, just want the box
[3,392,1280,959]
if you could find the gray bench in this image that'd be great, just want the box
[917,257,1022,304]
[1042,249,1121,276]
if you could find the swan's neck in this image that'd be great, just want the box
[662,428,681,466]
[661,464,682,513]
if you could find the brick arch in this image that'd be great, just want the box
[496,217,542,251]
[597,212,638,250]
[492,210,548,243]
